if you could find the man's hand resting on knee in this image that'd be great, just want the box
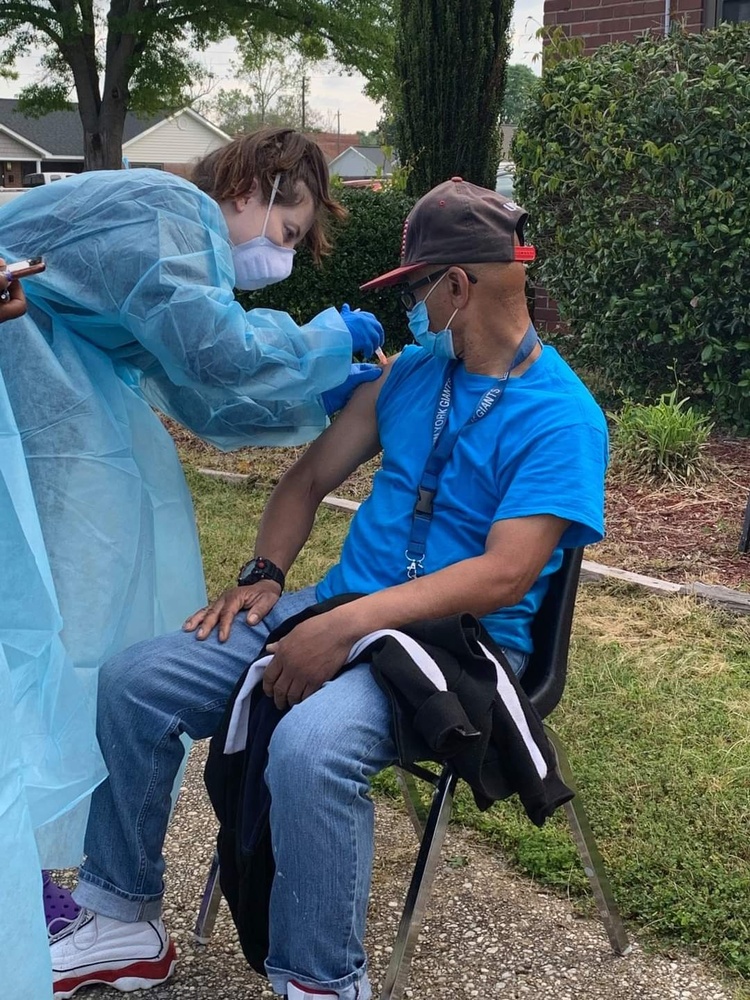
[183,580,282,642]
[263,611,356,709]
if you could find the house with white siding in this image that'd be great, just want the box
[0,101,231,187]
[327,145,394,182]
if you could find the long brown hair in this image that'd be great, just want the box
[192,126,346,262]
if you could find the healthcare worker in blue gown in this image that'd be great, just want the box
[0,126,383,998]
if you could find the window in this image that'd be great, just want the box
[705,0,750,25]
[722,0,750,18]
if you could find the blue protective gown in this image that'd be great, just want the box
[0,169,352,994]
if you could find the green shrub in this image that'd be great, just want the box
[611,390,713,483]
[238,187,417,354]
[513,24,750,432]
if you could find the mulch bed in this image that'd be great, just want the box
[595,439,749,590]
[167,417,749,592]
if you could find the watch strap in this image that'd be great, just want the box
[237,556,285,591]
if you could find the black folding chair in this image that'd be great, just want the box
[739,489,750,553]
[381,547,630,999]
[195,548,630,998]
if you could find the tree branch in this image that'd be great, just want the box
[0,4,66,46]
[75,0,96,36]
[103,0,146,99]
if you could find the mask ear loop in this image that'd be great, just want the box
[423,269,448,305]
[261,173,282,239]
[424,271,457,329]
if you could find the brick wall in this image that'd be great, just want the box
[544,0,704,50]
[534,288,568,334]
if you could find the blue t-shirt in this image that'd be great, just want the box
[316,341,608,654]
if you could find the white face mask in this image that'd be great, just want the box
[231,174,296,291]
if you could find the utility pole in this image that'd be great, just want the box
[336,109,341,152]
[301,75,306,131]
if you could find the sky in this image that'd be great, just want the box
[0,0,545,133]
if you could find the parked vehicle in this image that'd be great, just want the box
[342,178,385,190]
[22,171,77,187]
[495,160,515,199]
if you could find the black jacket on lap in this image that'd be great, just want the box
[204,594,573,973]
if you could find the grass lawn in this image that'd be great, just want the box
[186,463,750,990]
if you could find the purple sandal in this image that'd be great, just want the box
[42,870,81,936]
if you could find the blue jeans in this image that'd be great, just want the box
[74,587,525,1000]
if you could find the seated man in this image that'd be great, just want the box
[50,179,608,1000]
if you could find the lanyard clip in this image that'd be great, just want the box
[415,486,435,516]
[405,549,424,580]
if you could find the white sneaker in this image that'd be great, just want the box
[287,980,338,999]
[50,908,177,998]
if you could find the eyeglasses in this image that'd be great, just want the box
[399,267,477,310]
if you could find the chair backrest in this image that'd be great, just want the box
[522,547,584,720]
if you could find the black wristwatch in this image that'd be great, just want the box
[237,556,285,592]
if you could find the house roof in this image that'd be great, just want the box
[350,145,392,170]
[0,98,166,157]
[328,145,394,178]
[305,131,362,162]
[121,107,231,150]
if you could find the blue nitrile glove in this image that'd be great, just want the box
[339,303,385,359]
[322,363,382,416]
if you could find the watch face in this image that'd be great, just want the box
[239,557,282,588]
[240,558,263,577]
[238,560,257,584]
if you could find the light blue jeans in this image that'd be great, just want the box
[74,587,525,1000]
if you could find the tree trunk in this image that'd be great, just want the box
[81,98,129,170]
[68,0,138,171]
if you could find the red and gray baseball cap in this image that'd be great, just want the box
[360,176,536,291]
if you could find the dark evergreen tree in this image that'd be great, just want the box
[396,0,513,196]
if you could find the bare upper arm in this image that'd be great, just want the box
[484,515,571,604]
[283,358,397,502]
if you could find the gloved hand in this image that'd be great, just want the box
[322,363,382,417]
[339,303,385,359]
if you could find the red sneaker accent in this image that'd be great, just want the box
[53,939,176,997]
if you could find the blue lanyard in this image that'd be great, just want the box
[405,325,539,580]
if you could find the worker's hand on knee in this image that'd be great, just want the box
[183,581,282,642]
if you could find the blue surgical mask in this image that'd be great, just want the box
[406,273,458,359]
[231,174,296,291]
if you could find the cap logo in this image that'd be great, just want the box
[502,200,522,212]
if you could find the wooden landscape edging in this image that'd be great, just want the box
[197,468,750,616]
[579,561,750,615]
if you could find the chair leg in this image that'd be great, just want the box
[194,849,223,945]
[380,768,458,1000]
[545,726,631,956]
[394,767,431,839]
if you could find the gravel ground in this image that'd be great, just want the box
[78,742,741,1000]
